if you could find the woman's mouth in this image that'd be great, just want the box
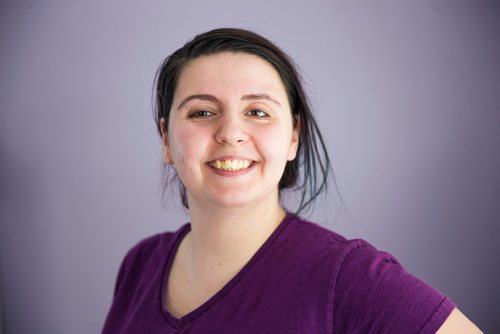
[208,159,254,171]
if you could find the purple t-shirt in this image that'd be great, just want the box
[102,213,455,333]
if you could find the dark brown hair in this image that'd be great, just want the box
[153,28,333,214]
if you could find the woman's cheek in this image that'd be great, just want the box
[257,124,292,153]
[177,126,209,158]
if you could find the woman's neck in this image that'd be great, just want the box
[180,198,286,289]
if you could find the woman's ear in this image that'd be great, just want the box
[288,116,300,161]
[160,118,173,165]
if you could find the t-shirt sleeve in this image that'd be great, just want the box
[332,242,456,333]
[112,252,129,298]
[102,234,165,333]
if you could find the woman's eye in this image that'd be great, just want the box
[188,110,214,118]
[248,109,269,118]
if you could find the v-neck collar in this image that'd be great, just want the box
[159,212,295,329]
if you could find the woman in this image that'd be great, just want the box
[102,28,481,333]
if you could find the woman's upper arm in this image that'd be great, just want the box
[436,308,482,333]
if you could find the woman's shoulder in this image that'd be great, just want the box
[284,213,373,259]
[285,215,456,332]
[120,223,190,268]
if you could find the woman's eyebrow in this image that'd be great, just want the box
[176,93,281,110]
[177,94,219,110]
[241,94,282,107]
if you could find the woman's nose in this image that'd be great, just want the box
[215,114,249,145]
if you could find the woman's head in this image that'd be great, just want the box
[153,28,331,213]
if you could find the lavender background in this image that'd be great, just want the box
[1,1,499,333]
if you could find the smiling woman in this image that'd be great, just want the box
[153,29,330,214]
[102,28,482,333]
[162,52,298,210]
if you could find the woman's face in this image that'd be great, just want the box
[162,52,299,210]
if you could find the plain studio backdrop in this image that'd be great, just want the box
[1,0,499,333]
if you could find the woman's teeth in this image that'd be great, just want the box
[209,159,252,171]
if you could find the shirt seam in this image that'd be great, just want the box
[329,239,369,333]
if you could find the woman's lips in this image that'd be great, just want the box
[207,158,257,176]
[208,159,253,171]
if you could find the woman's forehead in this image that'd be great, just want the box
[174,52,288,100]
